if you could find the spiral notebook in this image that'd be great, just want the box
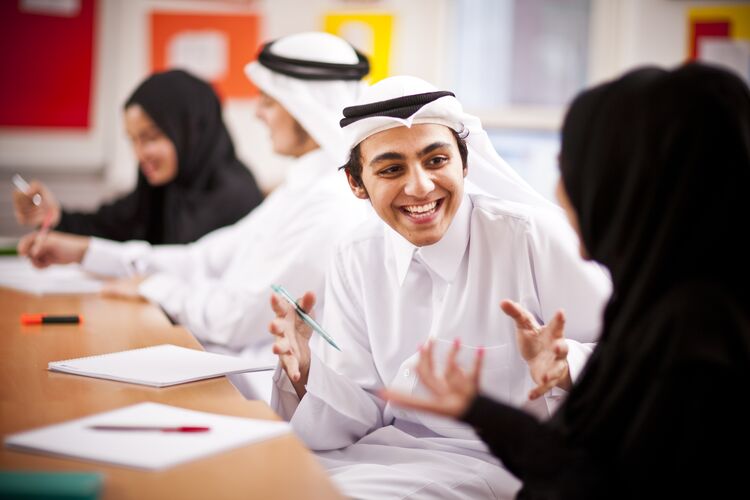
[48,344,275,387]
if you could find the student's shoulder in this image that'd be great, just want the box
[470,194,557,227]
[470,194,573,242]
[332,211,385,256]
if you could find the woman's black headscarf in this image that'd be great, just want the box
[560,62,750,338]
[58,69,263,244]
[557,62,750,446]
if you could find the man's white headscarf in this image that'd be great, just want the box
[245,32,369,162]
[341,75,556,209]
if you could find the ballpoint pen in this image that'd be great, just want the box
[271,284,341,351]
[12,174,42,207]
[88,425,210,432]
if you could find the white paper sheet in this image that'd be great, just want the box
[5,402,291,470]
[0,256,103,295]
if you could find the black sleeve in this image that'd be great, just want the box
[462,396,606,499]
[165,172,263,244]
[57,190,145,242]
[463,396,580,480]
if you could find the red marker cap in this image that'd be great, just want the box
[20,314,83,325]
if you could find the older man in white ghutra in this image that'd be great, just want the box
[269,76,612,498]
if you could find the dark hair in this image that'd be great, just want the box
[340,127,469,187]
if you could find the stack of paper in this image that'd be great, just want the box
[0,256,103,295]
[4,402,291,470]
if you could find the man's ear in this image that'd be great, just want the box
[345,170,369,200]
[463,165,468,178]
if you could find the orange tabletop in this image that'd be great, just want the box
[0,287,341,500]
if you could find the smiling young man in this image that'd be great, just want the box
[268,76,612,498]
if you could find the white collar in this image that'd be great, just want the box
[386,193,473,286]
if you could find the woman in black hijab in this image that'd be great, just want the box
[13,70,263,244]
[383,63,750,497]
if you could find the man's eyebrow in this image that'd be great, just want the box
[369,151,406,165]
[368,142,452,167]
[418,142,451,157]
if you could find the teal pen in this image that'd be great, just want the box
[271,284,341,351]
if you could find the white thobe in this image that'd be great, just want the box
[272,193,612,499]
[81,149,368,398]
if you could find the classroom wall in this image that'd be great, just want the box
[0,0,740,235]
[589,0,735,85]
[1,0,450,200]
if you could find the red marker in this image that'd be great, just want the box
[20,314,83,325]
[88,425,210,433]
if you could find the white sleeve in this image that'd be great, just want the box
[81,237,152,277]
[271,246,386,451]
[526,210,610,413]
[139,202,357,351]
[291,351,385,450]
[527,208,611,348]
[80,221,239,279]
[135,221,240,278]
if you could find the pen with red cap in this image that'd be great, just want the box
[88,425,210,432]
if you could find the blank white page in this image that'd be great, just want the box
[0,256,103,295]
[5,402,291,470]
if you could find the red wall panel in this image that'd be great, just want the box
[0,0,96,128]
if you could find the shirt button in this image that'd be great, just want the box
[404,368,411,377]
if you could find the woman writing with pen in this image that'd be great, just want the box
[13,70,263,245]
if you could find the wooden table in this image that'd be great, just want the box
[0,287,342,499]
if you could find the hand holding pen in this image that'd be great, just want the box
[11,174,61,229]
[268,287,322,399]
[17,230,90,269]
[271,285,341,351]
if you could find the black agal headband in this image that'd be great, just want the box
[258,40,370,81]
[339,91,455,127]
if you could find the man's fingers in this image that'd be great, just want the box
[269,318,287,337]
[272,338,291,355]
[499,300,524,321]
[529,383,554,400]
[553,338,568,360]
[285,355,301,382]
[299,291,316,314]
[548,310,566,339]
[270,293,290,316]
[529,359,568,399]
[529,375,559,399]
[500,300,539,332]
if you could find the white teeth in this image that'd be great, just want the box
[404,201,437,214]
